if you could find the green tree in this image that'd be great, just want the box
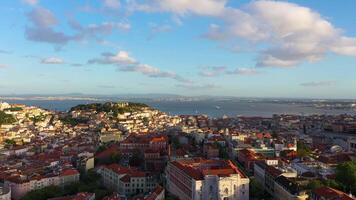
[306,180,324,190]
[335,161,356,194]
[297,141,311,157]
[0,111,16,125]
[4,107,23,112]
[20,185,61,200]
[4,139,16,145]
[96,145,107,153]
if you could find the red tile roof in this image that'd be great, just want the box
[144,185,164,200]
[313,187,354,200]
[103,192,120,200]
[171,158,247,180]
[60,169,80,177]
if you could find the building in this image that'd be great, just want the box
[253,161,297,196]
[6,175,60,200]
[237,149,264,173]
[0,183,11,200]
[5,169,79,200]
[348,138,356,153]
[59,169,80,186]
[253,160,278,189]
[144,185,164,200]
[99,164,157,198]
[166,158,249,200]
[291,160,333,179]
[203,144,219,159]
[72,152,95,172]
[99,132,123,143]
[119,134,168,152]
[274,176,308,200]
[310,187,354,200]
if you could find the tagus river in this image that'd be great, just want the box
[2,99,356,118]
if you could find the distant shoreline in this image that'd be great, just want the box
[1,98,356,118]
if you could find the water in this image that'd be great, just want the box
[2,99,356,118]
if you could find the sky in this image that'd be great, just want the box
[0,0,356,99]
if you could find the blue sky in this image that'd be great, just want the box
[0,0,356,98]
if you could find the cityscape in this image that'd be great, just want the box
[1,0,356,200]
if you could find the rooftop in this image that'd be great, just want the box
[171,158,247,180]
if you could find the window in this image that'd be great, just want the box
[209,185,213,192]
[224,188,229,195]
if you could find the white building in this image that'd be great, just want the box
[98,164,157,198]
[5,169,79,200]
[166,158,249,200]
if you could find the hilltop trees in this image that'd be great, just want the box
[0,111,16,125]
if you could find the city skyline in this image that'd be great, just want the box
[1,0,356,98]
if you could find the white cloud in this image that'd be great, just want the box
[0,50,12,54]
[88,51,137,65]
[26,7,129,46]
[70,20,131,37]
[300,81,336,87]
[229,68,260,75]
[176,83,218,90]
[41,57,64,64]
[89,51,189,82]
[128,0,227,16]
[23,0,38,5]
[147,23,172,40]
[119,64,187,82]
[202,0,356,67]
[199,66,259,77]
[103,0,120,9]
[0,64,7,68]
[97,84,116,89]
[27,7,57,28]
[26,7,77,45]
[199,66,226,77]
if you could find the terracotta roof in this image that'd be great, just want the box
[60,169,79,177]
[313,187,354,200]
[171,158,247,180]
[74,192,95,200]
[104,164,145,179]
[103,192,120,200]
[144,185,164,200]
[95,144,119,159]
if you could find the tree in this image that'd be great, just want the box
[142,117,149,125]
[335,161,356,194]
[111,153,122,163]
[4,139,16,145]
[4,107,23,112]
[297,141,311,157]
[306,180,324,190]
[0,111,16,125]
[20,185,61,200]
[96,145,107,153]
